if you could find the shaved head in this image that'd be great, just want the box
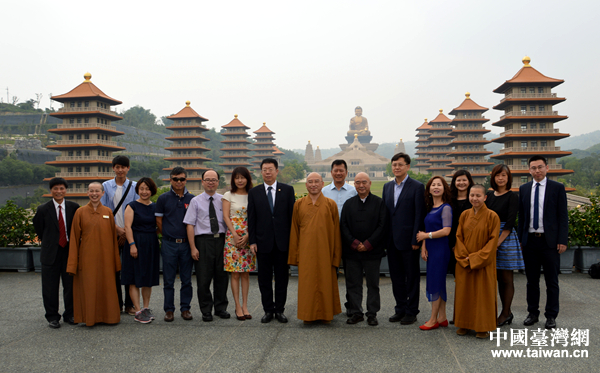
[306,172,324,197]
[471,184,486,193]
[307,172,322,182]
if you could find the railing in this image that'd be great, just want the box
[500,92,557,102]
[57,123,117,130]
[500,111,559,119]
[56,139,118,146]
[55,172,114,177]
[500,128,560,136]
[66,188,91,194]
[55,156,114,161]
[499,146,561,154]
[507,164,564,170]
[165,154,205,158]
[166,123,207,128]
[58,106,118,116]
[165,144,207,148]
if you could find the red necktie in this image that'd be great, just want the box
[58,205,67,247]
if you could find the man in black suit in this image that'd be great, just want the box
[248,158,295,323]
[340,172,388,326]
[518,155,568,330]
[382,153,425,325]
[33,178,79,328]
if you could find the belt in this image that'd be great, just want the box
[162,236,187,243]
[198,233,224,238]
[529,232,545,237]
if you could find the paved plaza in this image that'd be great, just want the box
[1,270,598,372]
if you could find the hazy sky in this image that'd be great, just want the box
[2,0,599,150]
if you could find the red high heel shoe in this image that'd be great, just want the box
[439,319,449,327]
[419,322,439,330]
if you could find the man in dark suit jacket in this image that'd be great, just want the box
[382,153,425,325]
[340,172,388,326]
[248,158,295,323]
[518,155,568,330]
[33,178,80,328]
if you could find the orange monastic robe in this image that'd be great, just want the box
[67,202,121,326]
[289,194,342,322]
[454,204,500,333]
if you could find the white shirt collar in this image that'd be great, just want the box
[265,181,278,190]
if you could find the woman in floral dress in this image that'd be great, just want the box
[222,167,256,320]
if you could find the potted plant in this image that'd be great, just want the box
[570,196,600,273]
[0,200,37,272]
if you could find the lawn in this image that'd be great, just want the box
[291,180,388,198]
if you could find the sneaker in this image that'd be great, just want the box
[134,310,151,324]
[143,308,155,320]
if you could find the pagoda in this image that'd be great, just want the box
[219,114,252,177]
[490,56,573,188]
[447,93,493,183]
[426,110,455,178]
[46,72,125,205]
[272,146,285,167]
[164,101,211,193]
[251,123,276,171]
[414,119,432,174]
[304,141,315,164]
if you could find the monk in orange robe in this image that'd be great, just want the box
[67,182,121,326]
[289,172,342,324]
[454,184,500,339]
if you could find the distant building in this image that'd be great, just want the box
[448,93,493,184]
[45,72,125,205]
[164,101,211,193]
[219,114,252,177]
[414,119,432,175]
[251,123,276,172]
[393,139,406,156]
[314,146,322,162]
[490,56,573,188]
[304,141,314,164]
[272,146,285,167]
[426,110,454,178]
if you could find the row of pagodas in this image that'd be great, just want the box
[413,56,573,189]
[44,73,284,202]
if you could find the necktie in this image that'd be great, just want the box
[58,205,67,247]
[209,196,219,234]
[267,186,274,214]
[533,182,540,230]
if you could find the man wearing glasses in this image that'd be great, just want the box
[155,167,195,322]
[184,169,230,322]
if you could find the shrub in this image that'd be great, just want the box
[569,195,600,247]
[0,200,37,246]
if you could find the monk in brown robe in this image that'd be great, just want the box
[67,182,121,326]
[289,172,342,324]
[454,184,500,339]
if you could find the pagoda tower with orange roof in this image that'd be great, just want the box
[164,101,211,193]
[251,123,276,172]
[272,146,285,167]
[447,93,494,183]
[219,114,252,177]
[45,72,125,205]
[490,56,573,189]
[426,110,455,178]
[414,119,432,174]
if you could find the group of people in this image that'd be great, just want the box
[34,153,568,339]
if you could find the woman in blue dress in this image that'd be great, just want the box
[123,177,160,324]
[486,164,524,327]
[417,176,452,330]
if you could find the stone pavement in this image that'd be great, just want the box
[0,271,598,372]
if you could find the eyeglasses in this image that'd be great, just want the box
[203,179,219,183]
[529,166,546,171]
[171,177,186,182]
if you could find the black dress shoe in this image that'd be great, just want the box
[367,316,378,326]
[545,317,556,329]
[215,310,231,319]
[497,313,514,327]
[261,312,274,323]
[202,313,213,322]
[346,314,364,325]
[66,317,77,325]
[523,314,539,326]
[48,320,60,329]
[388,313,405,323]
[400,315,417,325]
[275,313,288,323]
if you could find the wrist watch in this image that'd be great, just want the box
[428,232,432,239]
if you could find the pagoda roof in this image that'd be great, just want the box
[167,101,209,121]
[222,115,251,129]
[416,119,432,130]
[494,57,564,93]
[430,110,452,123]
[449,93,488,114]
[254,122,275,134]
[51,73,122,105]
[272,146,285,155]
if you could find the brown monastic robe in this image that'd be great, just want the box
[454,204,500,332]
[67,202,121,326]
[289,194,342,322]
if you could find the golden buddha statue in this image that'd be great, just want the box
[347,106,370,137]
